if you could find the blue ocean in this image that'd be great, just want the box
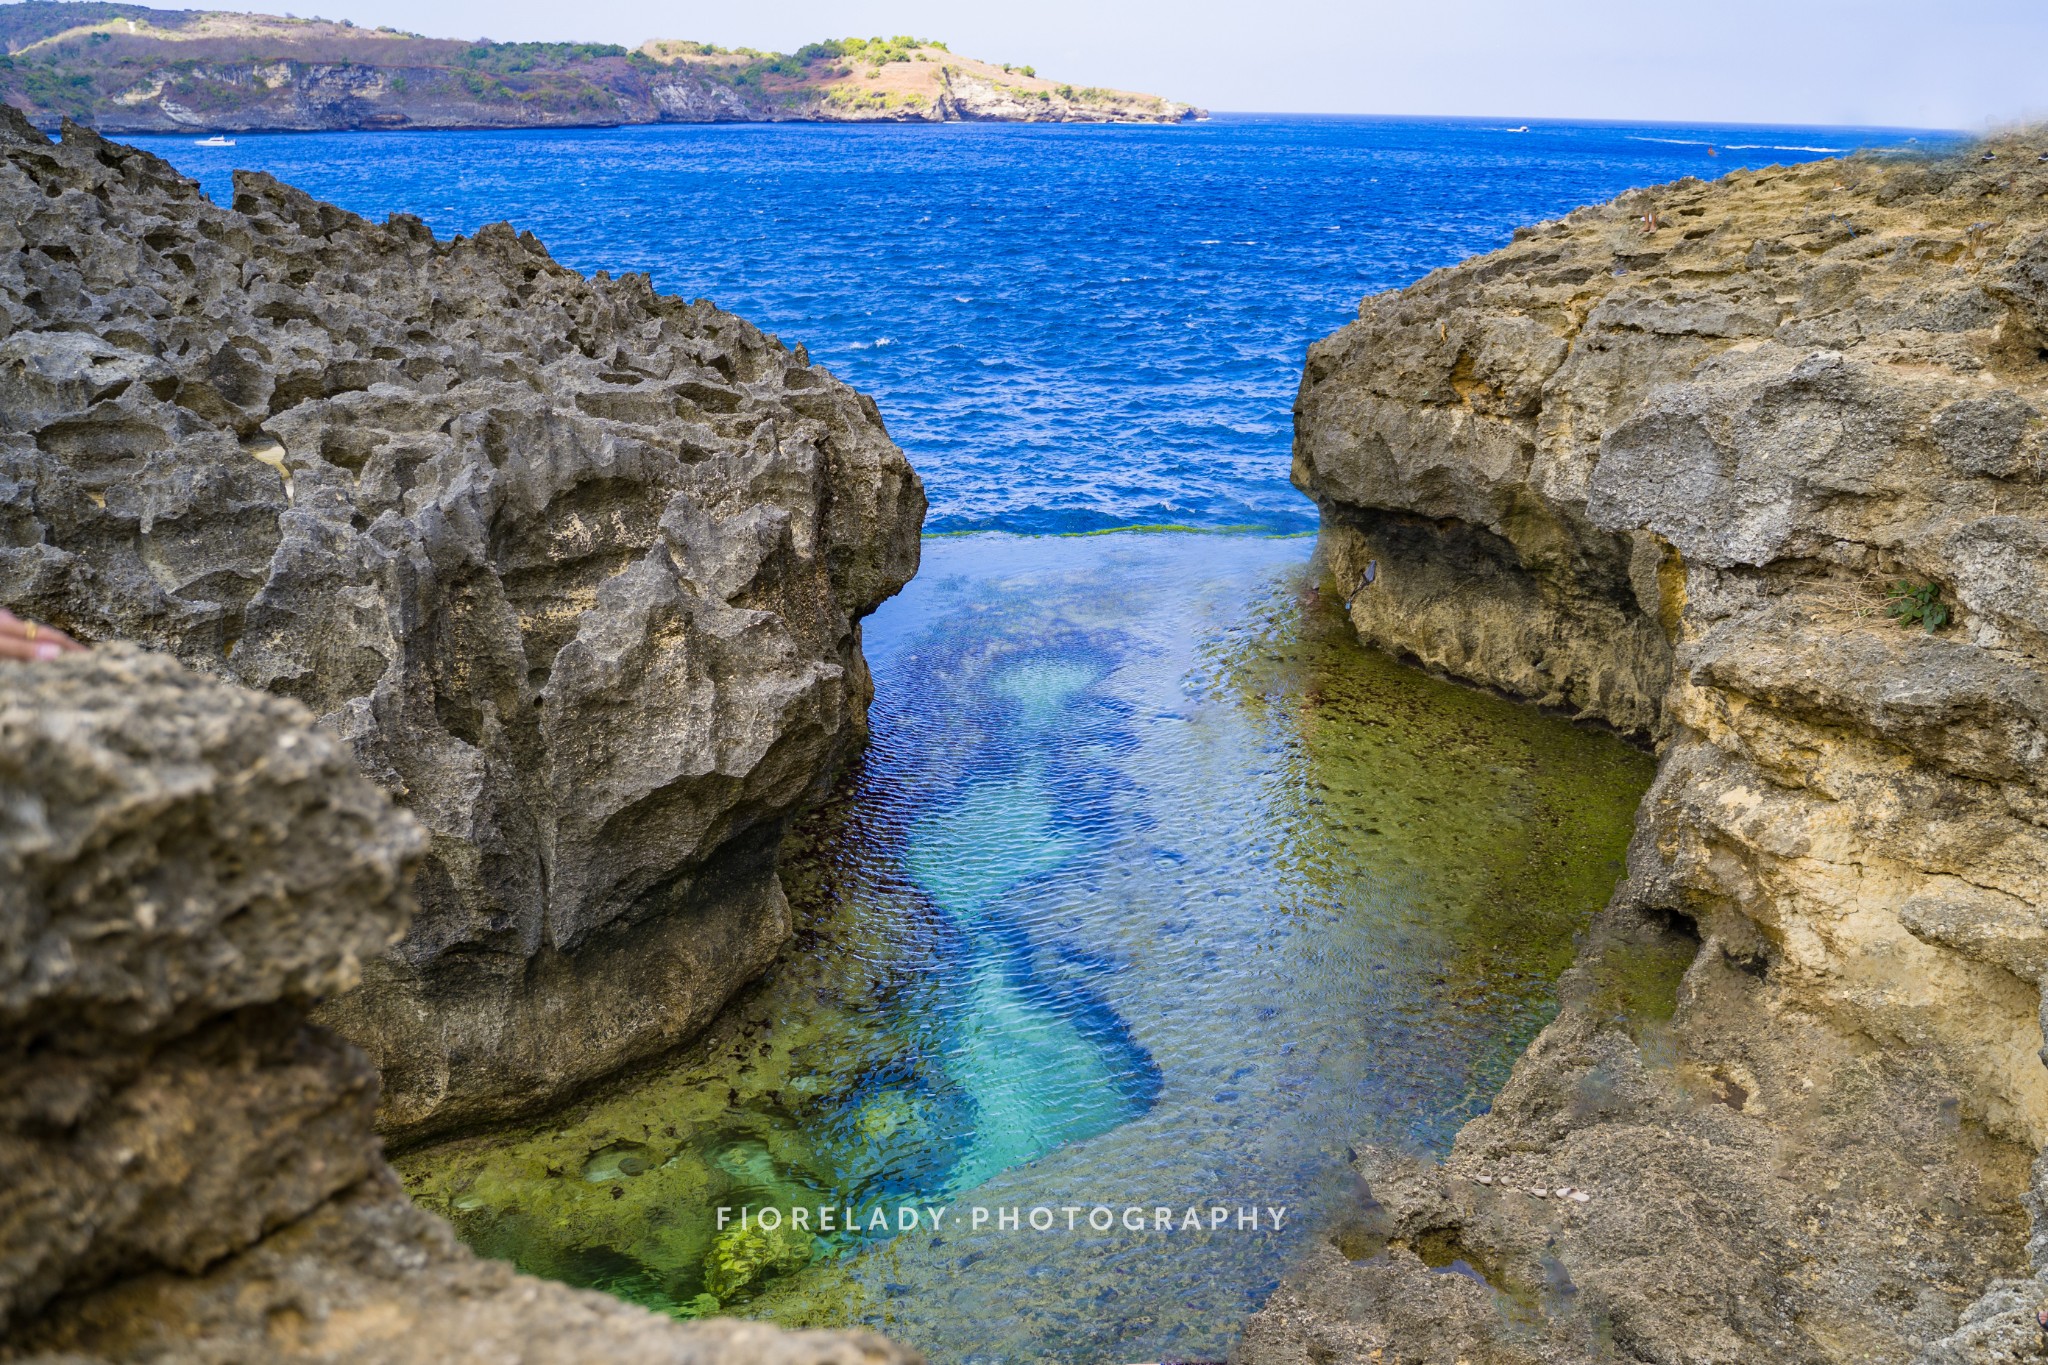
[134,115,1940,534]
[136,115,1946,1360]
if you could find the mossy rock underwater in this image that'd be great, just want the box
[704,1221,818,1300]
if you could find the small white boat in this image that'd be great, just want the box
[194,135,235,147]
[1505,125,1529,133]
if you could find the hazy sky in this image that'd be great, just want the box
[143,0,2048,129]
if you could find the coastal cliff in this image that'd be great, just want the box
[0,6,1203,132]
[1256,133,2048,1362]
[0,647,919,1363]
[0,109,924,1141]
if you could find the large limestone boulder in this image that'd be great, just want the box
[0,645,417,1332]
[1271,133,2048,1362]
[0,111,924,1140]
[0,647,918,1364]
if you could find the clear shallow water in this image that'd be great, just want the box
[399,534,1654,1362]
[130,115,1947,533]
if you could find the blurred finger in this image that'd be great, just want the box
[0,613,86,659]
[0,636,66,662]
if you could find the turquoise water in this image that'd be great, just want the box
[402,534,1654,1362]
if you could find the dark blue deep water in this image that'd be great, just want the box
[132,115,1942,534]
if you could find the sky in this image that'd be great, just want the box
[93,0,2048,129]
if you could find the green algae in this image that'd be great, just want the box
[1189,560,1655,1122]
[396,533,1655,1363]
[395,782,966,1314]
[705,1222,816,1301]
[1584,913,1702,1037]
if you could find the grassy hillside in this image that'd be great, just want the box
[0,3,1202,129]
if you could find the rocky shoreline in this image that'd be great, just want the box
[6,82,2045,1365]
[0,647,921,1363]
[1249,132,2048,1362]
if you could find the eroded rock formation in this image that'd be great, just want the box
[0,109,924,1141]
[0,647,918,1363]
[1257,133,2048,1362]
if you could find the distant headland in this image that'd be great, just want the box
[0,2,1207,132]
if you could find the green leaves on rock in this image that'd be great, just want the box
[1886,580,1953,633]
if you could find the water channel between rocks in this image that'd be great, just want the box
[397,531,1655,1364]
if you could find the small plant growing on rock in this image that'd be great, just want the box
[1886,580,1951,632]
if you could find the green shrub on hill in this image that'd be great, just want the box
[708,35,941,88]
[0,1,156,51]
[0,59,98,120]
[454,40,627,74]
[836,35,939,66]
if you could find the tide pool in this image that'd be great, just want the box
[397,532,1653,1363]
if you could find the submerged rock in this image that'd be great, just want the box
[704,1223,816,1302]
[0,110,924,1140]
[1270,133,2048,1362]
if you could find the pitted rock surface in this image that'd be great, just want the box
[13,1178,922,1365]
[0,646,417,1332]
[0,110,924,1140]
[0,649,920,1364]
[1267,133,2048,1362]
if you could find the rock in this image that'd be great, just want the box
[0,111,924,1141]
[0,649,920,1363]
[1271,132,2048,1362]
[0,646,415,1332]
[702,1223,815,1302]
[10,1173,913,1365]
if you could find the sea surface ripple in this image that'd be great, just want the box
[134,114,1942,534]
